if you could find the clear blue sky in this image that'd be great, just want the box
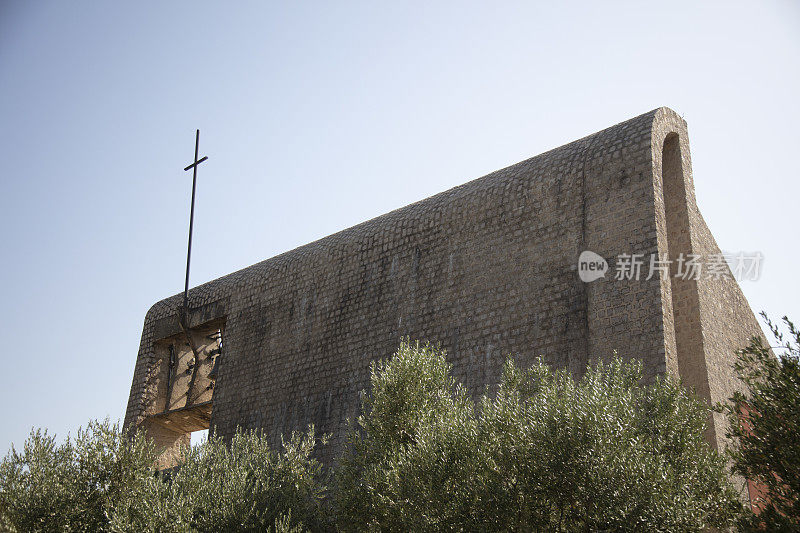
[1,1,798,455]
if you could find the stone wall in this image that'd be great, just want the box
[124,107,763,464]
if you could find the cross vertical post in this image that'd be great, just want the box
[182,129,208,326]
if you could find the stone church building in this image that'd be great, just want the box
[123,107,763,467]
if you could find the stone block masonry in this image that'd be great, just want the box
[124,107,764,466]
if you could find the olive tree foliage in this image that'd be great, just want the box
[0,420,326,533]
[334,340,478,530]
[110,428,328,533]
[335,340,741,532]
[719,314,800,531]
[0,419,158,533]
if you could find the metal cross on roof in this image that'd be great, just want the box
[182,129,208,325]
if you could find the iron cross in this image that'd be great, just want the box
[182,129,208,325]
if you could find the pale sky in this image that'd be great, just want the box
[1,1,798,455]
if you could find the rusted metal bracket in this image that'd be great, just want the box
[208,327,223,380]
[163,344,176,413]
[179,318,204,408]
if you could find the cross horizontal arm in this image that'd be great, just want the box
[184,156,208,172]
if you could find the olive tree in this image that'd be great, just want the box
[0,419,157,532]
[335,340,741,532]
[720,314,800,531]
[110,428,328,533]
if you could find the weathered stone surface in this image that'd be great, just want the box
[123,108,763,464]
